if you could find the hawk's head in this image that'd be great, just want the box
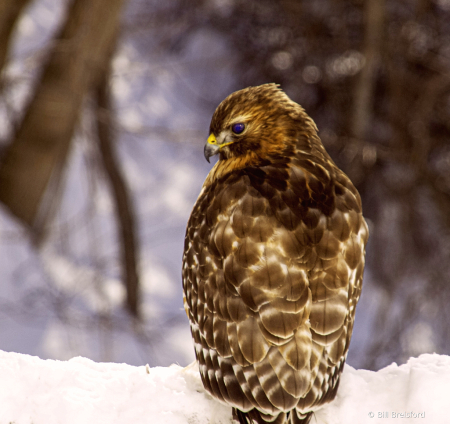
[204,83,316,164]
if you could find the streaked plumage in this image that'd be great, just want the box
[182,84,368,424]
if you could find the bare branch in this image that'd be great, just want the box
[0,0,31,74]
[352,0,385,141]
[95,47,141,318]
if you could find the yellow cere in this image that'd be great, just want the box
[207,133,217,145]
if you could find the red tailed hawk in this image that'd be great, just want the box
[182,84,368,424]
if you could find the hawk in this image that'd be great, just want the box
[182,84,368,424]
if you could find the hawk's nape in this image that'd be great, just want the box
[182,83,368,424]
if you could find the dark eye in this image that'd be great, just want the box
[231,123,245,134]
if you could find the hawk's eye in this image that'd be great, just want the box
[231,123,245,134]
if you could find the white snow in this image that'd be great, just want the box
[0,350,448,424]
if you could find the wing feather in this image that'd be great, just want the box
[182,133,368,419]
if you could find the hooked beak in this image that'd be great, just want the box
[204,133,220,163]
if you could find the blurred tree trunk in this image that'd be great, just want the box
[0,0,31,73]
[352,0,385,141]
[95,46,141,318]
[0,0,125,237]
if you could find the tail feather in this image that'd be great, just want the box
[289,410,313,424]
[232,408,313,424]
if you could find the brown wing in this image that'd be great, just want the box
[182,153,368,417]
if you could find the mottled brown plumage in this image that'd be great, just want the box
[182,84,368,424]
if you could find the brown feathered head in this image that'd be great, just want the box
[204,83,317,163]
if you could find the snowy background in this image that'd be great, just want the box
[0,0,382,370]
[1,1,450,422]
[0,0,215,367]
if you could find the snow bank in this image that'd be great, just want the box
[317,353,450,424]
[0,350,448,424]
